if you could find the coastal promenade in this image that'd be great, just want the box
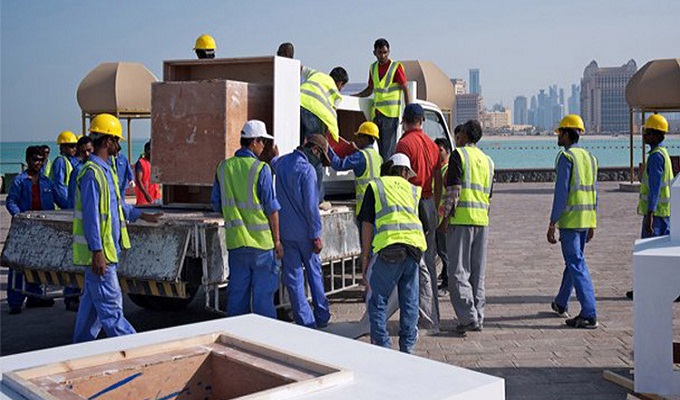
[1,182,673,399]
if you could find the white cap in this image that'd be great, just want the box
[388,153,416,179]
[241,120,274,140]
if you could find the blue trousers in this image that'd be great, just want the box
[641,216,670,238]
[281,240,330,328]
[374,113,399,160]
[6,269,43,309]
[226,247,279,319]
[368,253,420,353]
[73,264,136,343]
[554,229,597,319]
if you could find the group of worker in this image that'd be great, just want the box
[6,115,161,339]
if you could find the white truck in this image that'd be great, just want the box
[1,56,453,312]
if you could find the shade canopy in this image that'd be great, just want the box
[401,60,454,111]
[77,62,158,115]
[626,58,680,110]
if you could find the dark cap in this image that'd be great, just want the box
[306,134,331,166]
[403,103,424,122]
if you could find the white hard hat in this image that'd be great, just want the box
[388,153,416,179]
[241,120,274,140]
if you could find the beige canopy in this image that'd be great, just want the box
[626,58,680,110]
[76,62,158,159]
[401,60,454,112]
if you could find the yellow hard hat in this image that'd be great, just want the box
[194,34,216,50]
[56,130,78,144]
[555,114,585,134]
[355,121,380,139]
[89,113,125,140]
[643,114,668,133]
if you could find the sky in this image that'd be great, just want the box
[1,0,679,142]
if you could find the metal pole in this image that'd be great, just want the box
[81,111,87,136]
[127,118,132,161]
[629,109,634,183]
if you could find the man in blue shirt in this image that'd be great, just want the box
[547,115,599,329]
[6,146,67,314]
[73,114,161,343]
[211,120,283,318]
[67,136,94,209]
[110,150,134,197]
[50,131,79,205]
[272,134,331,328]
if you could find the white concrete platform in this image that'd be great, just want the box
[0,315,505,399]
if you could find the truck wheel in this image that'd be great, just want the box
[127,287,198,311]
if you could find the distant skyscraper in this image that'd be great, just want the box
[451,78,466,95]
[514,96,528,125]
[469,69,481,95]
[568,84,581,115]
[580,59,637,134]
[559,88,565,106]
[454,93,483,125]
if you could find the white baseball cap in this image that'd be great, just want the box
[241,120,274,140]
[388,153,416,179]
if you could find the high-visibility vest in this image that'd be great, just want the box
[556,148,598,229]
[449,147,494,226]
[43,158,52,178]
[216,156,274,250]
[370,176,427,254]
[355,148,382,215]
[436,163,449,224]
[300,70,342,141]
[371,60,403,118]
[49,154,73,185]
[73,161,130,265]
[638,145,673,217]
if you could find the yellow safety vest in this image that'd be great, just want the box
[436,163,449,224]
[300,70,342,141]
[556,148,598,229]
[73,161,130,265]
[217,156,274,251]
[370,176,427,254]
[449,147,494,227]
[43,158,52,178]
[355,148,382,215]
[49,154,73,185]
[638,146,673,217]
[371,60,403,118]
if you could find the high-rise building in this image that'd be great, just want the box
[469,69,481,95]
[568,84,580,115]
[480,110,511,129]
[513,96,528,125]
[451,78,466,95]
[454,93,483,125]
[580,59,637,134]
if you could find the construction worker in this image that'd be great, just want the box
[50,130,79,205]
[272,134,331,328]
[434,136,452,297]
[211,120,282,318]
[300,66,349,204]
[40,145,52,177]
[626,114,673,300]
[6,146,66,314]
[134,141,161,205]
[72,113,161,343]
[67,136,94,209]
[438,120,494,334]
[194,34,216,59]
[395,103,443,331]
[358,153,426,353]
[547,114,599,329]
[355,38,411,160]
[327,121,383,216]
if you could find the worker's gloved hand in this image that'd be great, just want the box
[312,238,323,254]
[140,212,163,223]
[91,250,107,276]
[546,225,557,244]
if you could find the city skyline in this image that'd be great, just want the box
[2,1,679,141]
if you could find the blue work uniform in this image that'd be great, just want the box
[271,149,330,328]
[550,144,597,320]
[641,142,671,238]
[51,153,78,205]
[73,155,141,343]
[328,147,367,177]
[211,148,281,318]
[6,172,64,309]
[110,153,134,196]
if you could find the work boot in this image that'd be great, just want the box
[25,297,55,308]
[551,301,570,318]
[565,315,598,329]
[454,321,481,334]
